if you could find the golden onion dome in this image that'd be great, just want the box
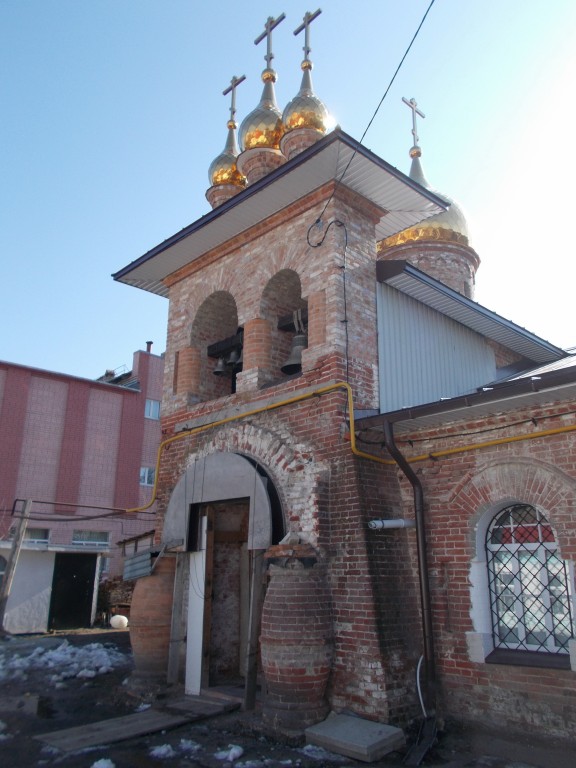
[208,119,246,188]
[239,68,284,150]
[282,61,331,134]
[380,146,469,249]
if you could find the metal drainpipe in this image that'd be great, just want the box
[383,419,436,710]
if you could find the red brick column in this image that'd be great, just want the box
[260,544,333,735]
[128,556,176,691]
[236,318,272,391]
[307,290,326,348]
[176,346,201,396]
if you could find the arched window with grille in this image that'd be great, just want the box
[486,503,574,656]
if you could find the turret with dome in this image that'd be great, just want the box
[206,10,333,205]
[378,97,480,298]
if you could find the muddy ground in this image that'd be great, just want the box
[0,630,573,768]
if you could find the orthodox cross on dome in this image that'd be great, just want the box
[223,74,246,126]
[254,13,286,69]
[402,96,425,149]
[294,8,322,63]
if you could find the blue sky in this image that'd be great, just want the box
[2,1,575,379]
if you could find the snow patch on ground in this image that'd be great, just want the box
[179,738,201,752]
[299,744,348,761]
[0,640,128,683]
[149,743,177,758]
[215,744,245,762]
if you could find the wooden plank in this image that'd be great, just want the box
[167,552,188,684]
[201,507,215,689]
[244,549,265,710]
[34,709,190,752]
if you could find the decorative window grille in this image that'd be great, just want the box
[72,530,110,548]
[486,504,574,654]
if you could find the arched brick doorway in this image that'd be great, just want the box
[162,452,284,699]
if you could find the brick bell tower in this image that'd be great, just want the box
[115,11,449,735]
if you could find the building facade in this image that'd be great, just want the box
[0,345,163,633]
[113,16,576,745]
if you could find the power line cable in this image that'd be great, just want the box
[312,0,437,226]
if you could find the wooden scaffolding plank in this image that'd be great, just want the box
[34,709,191,753]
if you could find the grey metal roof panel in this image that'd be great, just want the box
[377,260,565,364]
[505,353,576,380]
[358,365,576,434]
[113,130,448,297]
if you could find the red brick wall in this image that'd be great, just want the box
[381,402,576,738]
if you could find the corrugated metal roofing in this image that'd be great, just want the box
[113,129,448,297]
[377,261,565,364]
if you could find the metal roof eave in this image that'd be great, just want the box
[358,364,576,434]
[377,260,566,364]
[112,129,448,297]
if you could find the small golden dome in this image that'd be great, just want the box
[208,120,246,188]
[240,70,284,150]
[380,147,469,249]
[282,63,332,135]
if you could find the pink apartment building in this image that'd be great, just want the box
[0,344,163,633]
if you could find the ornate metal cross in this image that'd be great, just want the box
[402,97,425,147]
[254,14,286,68]
[294,8,322,62]
[223,75,246,124]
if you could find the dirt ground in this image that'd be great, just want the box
[0,630,573,768]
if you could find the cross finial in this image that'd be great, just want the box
[254,14,286,69]
[223,75,246,126]
[402,97,425,148]
[294,9,322,63]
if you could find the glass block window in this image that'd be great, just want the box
[144,398,161,420]
[139,467,156,486]
[486,504,574,654]
[72,530,110,548]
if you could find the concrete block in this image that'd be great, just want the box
[305,713,405,762]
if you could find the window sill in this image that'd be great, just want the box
[485,648,570,670]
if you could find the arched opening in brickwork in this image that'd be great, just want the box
[261,269,307,382]
[190,291,241,401]
[161,452,285,698]
[468,498,575,669]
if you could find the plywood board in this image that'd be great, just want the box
[34,709,191,753]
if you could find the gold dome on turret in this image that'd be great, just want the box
[379,145,469,250]
[282,60,331,135]
[240,68,284,150]
[208,118,247,188]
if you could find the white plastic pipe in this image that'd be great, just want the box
[368,518,416,530]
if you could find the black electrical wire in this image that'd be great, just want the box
[313,0,437,226]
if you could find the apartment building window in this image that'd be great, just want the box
[144,398,160,420]
[72,530,110,548]
[139,467,156,487]
[8,527,50,544]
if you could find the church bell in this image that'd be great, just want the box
[213,356,228,376]
[281,331,307,375]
